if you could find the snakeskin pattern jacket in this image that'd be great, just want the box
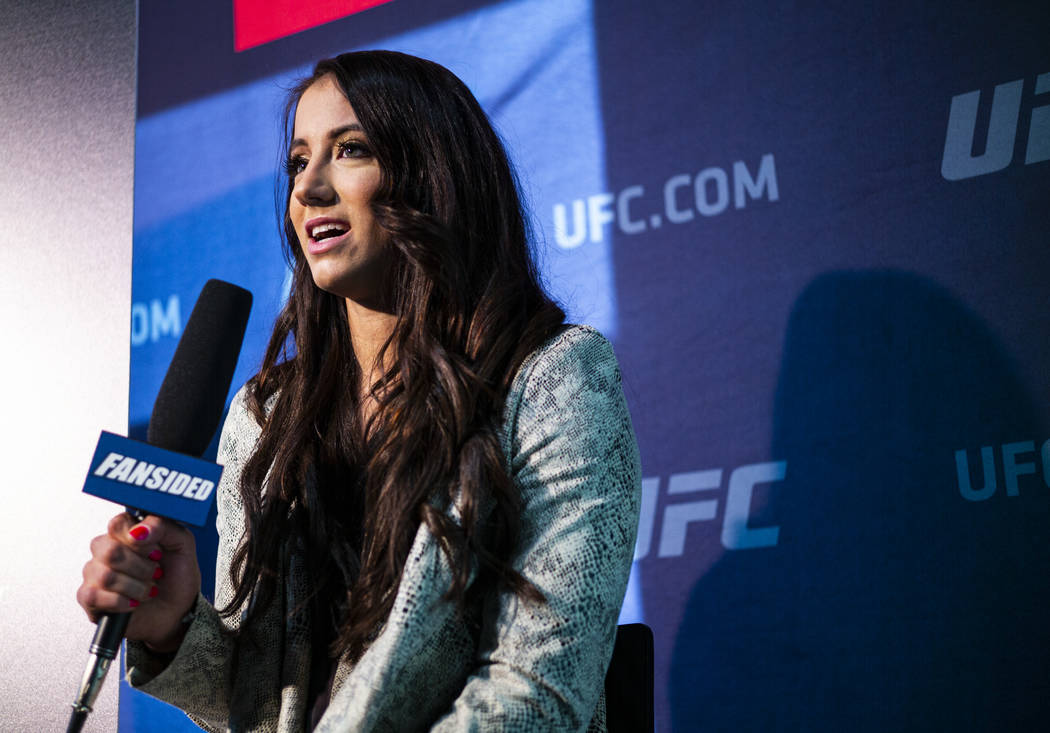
[126,325,642,732]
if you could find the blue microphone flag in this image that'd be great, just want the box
[83,431,221,527]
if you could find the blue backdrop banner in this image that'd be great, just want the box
[128,1,1050,730]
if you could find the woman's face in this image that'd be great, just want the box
[288,74,389,305]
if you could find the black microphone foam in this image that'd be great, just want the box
[147,279,252,456]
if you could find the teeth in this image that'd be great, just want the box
[310,222,348,238]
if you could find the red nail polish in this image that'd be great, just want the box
[152,567,164,580]
[148,585,159,598]
[148,549,162,561]
[129,599,139,608]
[129,526,149,541]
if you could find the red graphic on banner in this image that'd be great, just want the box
[233,0,394,52]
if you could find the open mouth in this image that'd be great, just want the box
[310,222,349,241]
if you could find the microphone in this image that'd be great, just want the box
[67,279,252,733]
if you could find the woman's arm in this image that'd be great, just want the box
[431,326,642,731]
[123,385,270,732]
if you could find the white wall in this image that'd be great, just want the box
[0,1,135,730]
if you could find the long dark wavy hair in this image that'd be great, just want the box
[219,51,565,662]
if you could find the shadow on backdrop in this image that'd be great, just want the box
[670,270,1050,732]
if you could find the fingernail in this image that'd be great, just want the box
[148,585,159,598]
[148,549,162,561]
[152,566,164,580]
[129,599,140,608]
[129,526,150,541]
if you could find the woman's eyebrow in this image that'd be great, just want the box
[290,123,365,149]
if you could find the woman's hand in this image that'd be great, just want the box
[77,513,202,653]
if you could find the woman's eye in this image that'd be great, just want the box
[337,140,370,158]
[284,155,308,176]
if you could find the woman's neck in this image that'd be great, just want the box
[344,297,397,396]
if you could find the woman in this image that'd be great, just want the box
[78,51,640,732]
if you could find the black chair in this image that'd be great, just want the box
[605,623,654,733]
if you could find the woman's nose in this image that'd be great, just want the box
[293,160,335,206]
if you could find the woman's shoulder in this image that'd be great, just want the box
[216,382,265,467]
[509,324,620,397]
[501,325,624,446]
[226,382,258,425]
[226,378,282,423]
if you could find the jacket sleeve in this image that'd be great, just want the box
[430,326,642,732]
[124,384,269,733]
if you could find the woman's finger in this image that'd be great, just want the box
[89,533,156,581]
[82,557,156,603]
[107,512,190,559]
[133,514,193,552]
[76,577,144,615]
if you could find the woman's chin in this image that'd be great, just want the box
[309,272,378,307]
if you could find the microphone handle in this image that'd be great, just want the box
[67,508,147,733]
